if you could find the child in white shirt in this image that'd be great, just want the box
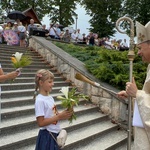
[34,69,72,150]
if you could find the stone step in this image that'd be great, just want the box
[114,142,134,150]
[1,96,34,108]
[1,92,72,108]
[0,44,28,48]
[1,86,73,99]
[0,58,49,64]
[1,71,61,78]
[0,113,112,150]
[0,50,38,56]
[1,81,71,91]
[64,127,127,150]
[0,47,30,55]
[0,105,102,136]
[2,67,54,73]
[1,63,52,69]
[0,50,43,59]
[15,144,35,150]
[0,55,46,62]
[1,100,97,120]
[2,76,66,84]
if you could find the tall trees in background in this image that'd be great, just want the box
[46,0,79,27]
[0,0,79,27]
[81,0,150,37]
[12,0,50,19]
[1,0,49,19]
[1,0,150,37]
[80,0,122,37]
[122,0,150,25]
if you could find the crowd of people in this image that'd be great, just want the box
[41,22,129,51]
[0,18,129,50]
[0,19,27,47]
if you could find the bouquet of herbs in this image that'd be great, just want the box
[57,86,88,123]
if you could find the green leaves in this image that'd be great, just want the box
[11,52,32,69]
[53,42,148,90]
[122,0,150,25]
[57,87,89,123]
[81,0,122,37]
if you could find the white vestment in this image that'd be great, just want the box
[134,64,150,150]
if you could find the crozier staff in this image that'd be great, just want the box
[117,21,150,150]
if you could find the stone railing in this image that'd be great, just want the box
[29,36,128,125]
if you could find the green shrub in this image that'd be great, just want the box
[53,42,148,90]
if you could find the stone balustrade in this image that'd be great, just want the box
[29,36,128,125]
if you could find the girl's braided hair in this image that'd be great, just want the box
[33,69,54,100]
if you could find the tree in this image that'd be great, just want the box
[1,0,13,14]
[81,0,122,37]
[0,0,50,20]
[122,0,150,25]
[11,0,50,20]
[1,0,79,27]
[46,0,79,27]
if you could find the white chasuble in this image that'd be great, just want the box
[134,64,150,150]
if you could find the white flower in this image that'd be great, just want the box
[60,86,69,99]
[57,87,89,123]
[12,52,23,62]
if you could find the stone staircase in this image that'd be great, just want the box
[0,44,129,150]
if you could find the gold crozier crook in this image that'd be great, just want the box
[116,17,135,150]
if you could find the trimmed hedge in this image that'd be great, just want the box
[53,42,147,90]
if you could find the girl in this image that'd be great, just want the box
[34,69,72,150]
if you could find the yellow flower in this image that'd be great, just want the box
[11,57,17,64]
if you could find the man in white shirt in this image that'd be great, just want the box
[76,29,83,42]
[47,23,56,39]
[71,30,77,42]
[120,38,129,50]
[55,23,61,40]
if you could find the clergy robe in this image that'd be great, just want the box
[134,64,150,150]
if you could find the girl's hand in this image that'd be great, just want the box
[58,110,73,120]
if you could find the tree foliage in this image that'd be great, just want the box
[122,0,150,25]
[46,0,79,27]
[2,0,150,38]
[80,0,122,37]
[1,0,52,20]
[1,0,79,27]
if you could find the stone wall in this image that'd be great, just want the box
[29,36,128,124]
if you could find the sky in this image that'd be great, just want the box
[41,4,130,45]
